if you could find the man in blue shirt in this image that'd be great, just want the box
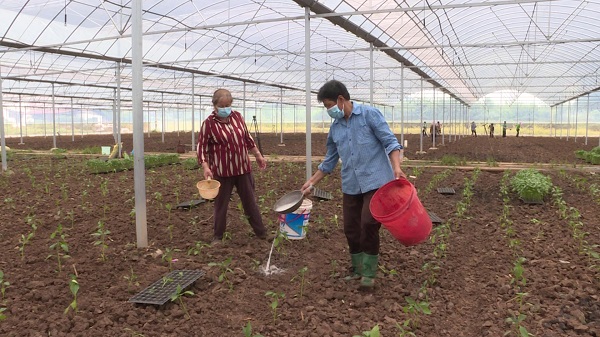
[301,80,405,289]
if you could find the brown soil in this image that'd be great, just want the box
[0,132,599,336]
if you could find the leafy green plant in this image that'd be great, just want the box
[208,257,234,290]
[291,266,309,298]
[91,220,110,261]
[162,248,180,271]
[396,320,416,336]
[265,291,285,322]
[353,324,380,337]
[0,271,9,301]
[402,296,431,329]
[64,274,79,314]
[48,224,70,272]
[505,313,533,337]
[19,215,39,260]
[242,321,265,337]
[124,266,140,290]
[0,307,6,321]
[187,241,210,256]
[170,285,194,319]
[510,169,552,202]
[440,155,466,166]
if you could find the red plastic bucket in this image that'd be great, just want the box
[369,178,432,246]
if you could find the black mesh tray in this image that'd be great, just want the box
[175,199,205,210]
[128,270,205,305]
[428,211,444,224]
[312,187,333,200]
[437,187,456,195]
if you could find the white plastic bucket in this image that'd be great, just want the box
[278,199,312,240]
[101,146,111,155]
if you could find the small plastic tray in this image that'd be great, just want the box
[437,187,456,195]
[312,187,333,200]
[175,199,205,210]
[428,211,444,224]
[129,270,205,306]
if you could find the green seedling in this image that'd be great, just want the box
[504,313,532,337]
[165,203,174,240]
[402,296,431,329]
[187,241,210,256]
[48,224,70,273]
[161,276,174,288]
[329,259,340,278]
[353,324,380,337]
[396,320,416,337]
[291,266,309,298]
[242,321,265,337]
[265,291,285,322]
[0,307,6,321]
[124,266,140,289]
[0,271,9,301]
[91,220,110,261]
[511,257,527,289]
[100,179,109,197]
[19,216,38,260]
[170,285,194,319]
[222,231,232,243]
[64,274,79,314]
[208,257,234,291]
[162,248,180,271]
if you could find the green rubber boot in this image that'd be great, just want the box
[360,253,379,289]
[343,253,364,281]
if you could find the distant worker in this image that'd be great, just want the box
[422,121,428,137]
[516,122,521,137]
[436,121,442,136]
[502,121,507,138]
[489,123,495,138]
[471,121,477,137]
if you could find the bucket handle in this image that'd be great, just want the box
[279,208,309,225]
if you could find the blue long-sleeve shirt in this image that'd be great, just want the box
[318,103,402,195]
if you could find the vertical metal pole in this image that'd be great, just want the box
[243,82,246,123]
[549,105,553,137]
[280,88,284,144]
[116,62,122,156]
[161,92,165,143]
[81,104,84,138]
[19,95,24,144]
[113,89,117,143]
[432,88,436,148]
[419,78,423,153]
[70,97,74,142]
[560,104,563,139]
[574,97,578,142]
[177,106,180,136]
[43,103,46,137]
[294,105,297,133]
[442,92,445,145]
[400,64,404,145]
[532,102,535,136]
[0,67,7,172]
[585,94,589,145]
[369,43,374,106]
[52,83,57,149]
[191,73,195,150]
[132,0,147,247]
[147,101,150,138]
[567,101,570,141]
[305,7,312,180]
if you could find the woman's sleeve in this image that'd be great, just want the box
[197,120,210,165]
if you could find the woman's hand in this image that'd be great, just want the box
[300,181,313,196]
[203,167,213,180]
[256,154,267,170]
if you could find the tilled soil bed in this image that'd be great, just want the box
[0,132,599,336]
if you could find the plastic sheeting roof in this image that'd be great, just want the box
[1,0,599,109]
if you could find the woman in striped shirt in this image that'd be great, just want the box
[197,89,268,243]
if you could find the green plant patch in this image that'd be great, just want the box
[181,157,200,170]
[440,155,466,166]
[81,146,102,154]
[86,154,180,174]
[576,147,600,165]
[510,169,552,203]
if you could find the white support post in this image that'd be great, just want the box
[131,0,148,248]
[70,98,74,142]
[585,94,589,145]
[0,66,7,173]
[52,83,57,149]
[400,64,404,145]
[191,73,195,149]
[419,78,423,153]
[19,95,24,144]
[575,97,578,142]
[116,62,122,156]
[432,88,436,148]
[161,92,165,143]
[305,6,312,180]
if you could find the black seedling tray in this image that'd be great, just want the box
[175,199,205,210]
[312,187,333,200]
[428,211,444,225]
[437,187,456,195]
[128,270,205,306]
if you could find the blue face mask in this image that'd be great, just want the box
[327,104,344,119]
[216,107,232,118]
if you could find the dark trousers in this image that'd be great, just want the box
[213,173,265,239]
[343,190,381,255]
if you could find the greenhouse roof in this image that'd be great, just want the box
[1,0,599,109]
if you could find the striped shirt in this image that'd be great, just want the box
[197,110,257,177]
